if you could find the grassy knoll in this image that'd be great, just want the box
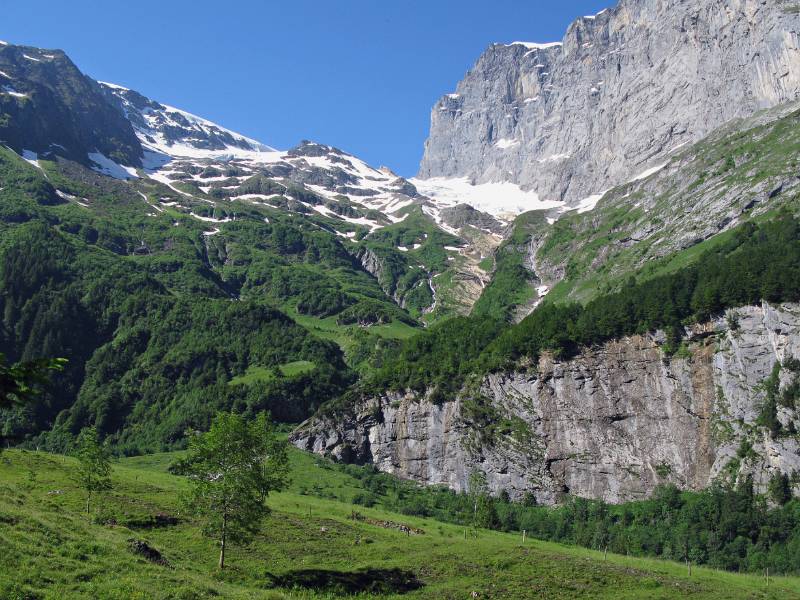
[1,449,798,599]
[229,362,317,386]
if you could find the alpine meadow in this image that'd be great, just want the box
[3,1,800,598]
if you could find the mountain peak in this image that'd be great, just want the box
[419,0,800,210]
[100,81,276,161]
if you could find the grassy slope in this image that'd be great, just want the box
[229,361,318,386]
[1,450,798,599]
[485,103,800,312]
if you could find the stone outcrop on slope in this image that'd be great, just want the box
[292,302,800,504]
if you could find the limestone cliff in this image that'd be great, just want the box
[292,302,800,504]
[418,0,800,205]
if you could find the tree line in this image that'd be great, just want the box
[359,213,800,401]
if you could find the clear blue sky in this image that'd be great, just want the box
[3,0,609,176]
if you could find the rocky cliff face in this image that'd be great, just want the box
[292,302,800,504]
[0,43,142,167]
[418,0,800,205]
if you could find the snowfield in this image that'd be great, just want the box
[410,176,564,219]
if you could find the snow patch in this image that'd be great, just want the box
[97,81,129,91]
[574,190,609,214]
[2,85,27,98]
[506,41,562,50]
[539,153,571,163]
[495,138,520,150]
[584,9,608,19]
[21,149,42,171]
[411,176,563,218]
[56,190,89,207]
[88,152,138,180]
[22,54,40,62]
[628,162,669,183]
[190,213,231,223]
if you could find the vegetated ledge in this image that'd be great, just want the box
[291,300,800,506]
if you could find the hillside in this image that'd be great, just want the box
[3,2,800,597]
[0,40,507,453]
[1,448,799,599]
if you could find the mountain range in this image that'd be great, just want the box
[1,0,800,507]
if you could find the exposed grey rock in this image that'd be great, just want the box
[292,302,800,504]
[439,204,505,235]
[0,44,142,166]
[418,0,800,205]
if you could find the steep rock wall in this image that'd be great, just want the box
[292,302,800,504]
[418,0,800,205]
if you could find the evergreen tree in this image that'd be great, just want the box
[768,472,792,506]
[173,412,289,569]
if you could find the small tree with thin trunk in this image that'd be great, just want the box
[173,412,289,570]
[73,427,112,514]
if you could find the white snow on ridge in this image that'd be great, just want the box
[99,81,280,165]
[584,9,608,19]
[161,103,276,153]
[191,213,231,223]
[97,81,130,91]
[411,176,563,218]
[506,41,563,50]
[0,71,11,79]
[88,152,138,180]
[22,54,40,62]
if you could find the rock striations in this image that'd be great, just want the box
[418,0,800,206]
[292,302,800,504]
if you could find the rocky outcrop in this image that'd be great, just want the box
[292,302,800,504]
[418,0,800,205]
[0,44,143,167]
[439,204,505,235]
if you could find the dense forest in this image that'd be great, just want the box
[0,150,388,453]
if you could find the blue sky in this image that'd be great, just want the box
[4,0,609,176]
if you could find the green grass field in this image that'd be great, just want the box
[229,361,317,386]
[1,448,798,599]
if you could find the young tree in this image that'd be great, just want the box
[467,470,498,529]
[73,427,112,514]
[173,412,289,570]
